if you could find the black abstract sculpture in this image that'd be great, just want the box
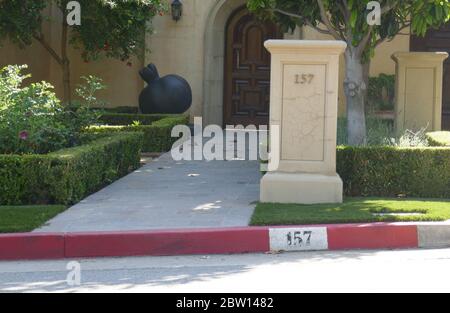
[139,64,192,114]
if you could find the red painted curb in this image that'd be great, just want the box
[65,227,270,258]
[327,224,418,250]
[0,233,65,260]
[0,224,423,261]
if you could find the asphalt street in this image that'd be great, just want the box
[0,248,449,293]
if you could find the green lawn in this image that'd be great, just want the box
[0,205,66,233]
[251,198,450,226]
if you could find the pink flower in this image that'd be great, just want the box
[19,130,29,140]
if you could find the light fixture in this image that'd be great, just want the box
[171,0,183,22]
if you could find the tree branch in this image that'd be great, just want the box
[61,17,68,63]
[354,1,404,57]
[381,1,399,15]
[373,23,411,49]
[316,0,342,40]
[33,34,63,65]
[338,1,350,24]
[356,26,374,57]
[272,8,332,36]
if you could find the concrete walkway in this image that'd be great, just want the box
[35,133,261,232]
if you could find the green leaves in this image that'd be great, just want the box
[0,0,46,47]
[68,0,167,62]
[0,65,106,155]
[410,0,450,36]
[247,0,450,59]
[75,76,107,108]
[0,132,143,205]
[336,145,450,198]
[0,65,67,155]
[0,1,167,62]
[248,0,322,33]
[350,10,358,28]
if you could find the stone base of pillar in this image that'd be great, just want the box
[260,172,343,204]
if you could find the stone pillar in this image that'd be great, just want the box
[260,40,346,204]
[392,52,449,134]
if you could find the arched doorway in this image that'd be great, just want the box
[223,6,282,126]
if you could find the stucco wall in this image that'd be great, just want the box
[0,6,52,87]
[0,40,51,86]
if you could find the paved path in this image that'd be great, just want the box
[36,133,261,232]
[1,248,449,292]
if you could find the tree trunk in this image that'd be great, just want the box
[62,59,71,105]
[344,50,367,145]
[33,7,72,104]
[61,10,71,105]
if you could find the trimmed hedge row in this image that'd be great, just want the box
[90,115,190,152]
[426,131,450,147]
[101,106,139,114]
[99,113,184,126]
[337,146,450,198]
[0,132,143,205]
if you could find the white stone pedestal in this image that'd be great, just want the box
[260,40,346,204]
[392,52,449,134]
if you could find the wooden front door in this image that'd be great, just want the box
[411,24,450,130]
[224,7,282,127]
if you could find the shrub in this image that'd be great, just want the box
[337,116,394,146]
[426,131,450,147]
[0,132,143,205]
[367,74,395,112]
[98,113,178,126]
[388,128,429,147]
[0,65,105,154]
[0,65,68,154]
[65,75,107,135]
[90,115,190,152]
[337,116,433,148]
[103,106,139,114]
[337,146,450,198]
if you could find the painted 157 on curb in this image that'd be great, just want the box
[269,227,329,252]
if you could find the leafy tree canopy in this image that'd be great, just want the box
[0,0,166,102]
[0,0,166,61]
[248,0,450,61]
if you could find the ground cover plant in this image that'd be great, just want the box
[251,198,450,225]
[0,205,66,233]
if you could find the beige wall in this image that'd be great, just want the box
[0,0,411,118]
[0,3,143,108]
[0,40,51,86]
[0,6,52,86]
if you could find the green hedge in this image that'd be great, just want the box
[0,132,143,205]
[101,106,139,114]
[99,113,184,126]
[337,146,450,198]
[90,115,190,152]
[426,132,450,147]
